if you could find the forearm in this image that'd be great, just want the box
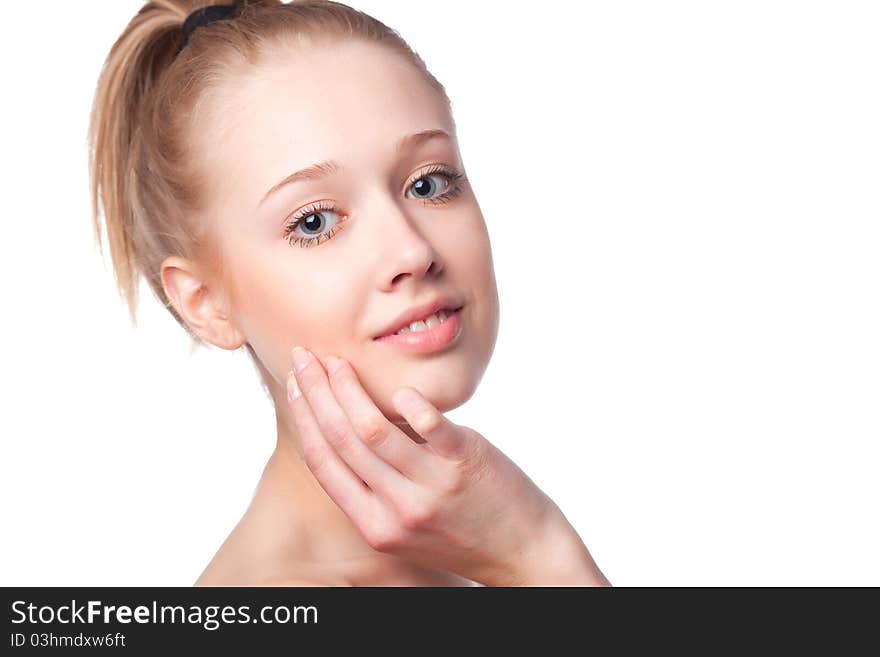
[520,538,612,587]
[480,506,612,587]
[513,524,611,587]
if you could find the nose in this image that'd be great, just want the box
[372,195,444,289]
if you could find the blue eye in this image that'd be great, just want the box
[282,204,343,248]
[405,165,467,204]
[283,166,467,248]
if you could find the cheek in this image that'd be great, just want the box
[453,212,495,283]
[230,273,291,375]
[226,249,359,374]
[454,223,500,322]
[452,225,501,371]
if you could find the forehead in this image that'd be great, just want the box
[195,40,453,200]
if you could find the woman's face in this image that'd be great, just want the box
[192,39,499,420]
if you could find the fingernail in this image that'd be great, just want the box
[287,370,301,401]
[292,346,311,373]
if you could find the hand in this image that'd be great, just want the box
[286,346,608,586]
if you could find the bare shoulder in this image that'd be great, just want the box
[195,565,350,587]
[193,508,357,586]
[259,577,351,587]
[194,540,352,587]
[194,550,350,587]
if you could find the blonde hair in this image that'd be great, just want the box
[88,0,451,394]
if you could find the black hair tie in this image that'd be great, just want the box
[178,4,242,55]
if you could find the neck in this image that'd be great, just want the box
[255,397,383,564]
[246,370,477,585]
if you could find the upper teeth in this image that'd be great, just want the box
[394,309,452,335]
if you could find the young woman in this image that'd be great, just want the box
[89,0,611,587]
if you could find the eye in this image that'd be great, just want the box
[282,202,345,248]
[405,165,467,204]
[282,166,467,249]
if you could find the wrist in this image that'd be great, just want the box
[500,507,611,587]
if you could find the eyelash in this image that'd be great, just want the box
[282,165,467,248]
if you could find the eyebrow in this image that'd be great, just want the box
[257,128,453,208]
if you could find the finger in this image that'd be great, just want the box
[391,386,469,460]
[291,347,409,503]
[322,355,441,483]
[286,370,377,522]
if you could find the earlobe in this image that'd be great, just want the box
[160,256,246,350]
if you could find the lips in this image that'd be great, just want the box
[373,296,465,339]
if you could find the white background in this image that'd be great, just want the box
[1,1,877,586]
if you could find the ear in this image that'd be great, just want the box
[160,256,245,350]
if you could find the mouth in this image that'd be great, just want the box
[377,305,463,338]
[372,299,465,340]
[373,305,465,353]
